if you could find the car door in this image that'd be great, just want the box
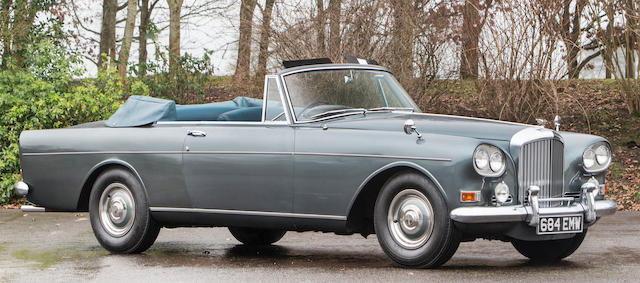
[181,76,294,212]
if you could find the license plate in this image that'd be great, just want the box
[536,214,583,235]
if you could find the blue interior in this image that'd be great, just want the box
[106,96,272,127]
[175,97,264,122]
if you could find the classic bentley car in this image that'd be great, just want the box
[14,59,617,268]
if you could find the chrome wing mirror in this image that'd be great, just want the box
[403,119,422,139]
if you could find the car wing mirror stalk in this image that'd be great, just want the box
[403,119,422,140]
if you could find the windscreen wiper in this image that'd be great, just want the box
[309,108,367,120]
[367,107,415,112]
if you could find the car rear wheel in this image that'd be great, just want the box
[511,231,587,261]
[374,172,461,268]
[89,168,160,253]
[228,227,286,246]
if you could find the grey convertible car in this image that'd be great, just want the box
[14,60,617,268]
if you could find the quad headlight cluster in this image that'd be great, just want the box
[473,144,506,177]
[582,141,611,173]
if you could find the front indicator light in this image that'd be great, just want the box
[460,191,480,202]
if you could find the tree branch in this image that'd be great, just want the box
[70,0,101,36]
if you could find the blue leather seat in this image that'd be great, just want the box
[217,106,263,122]
[175,97,264,121]
[175,104,239,121]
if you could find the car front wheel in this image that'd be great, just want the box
[89,168,160,253]
[374,172,461,268]
[511,231,587,261]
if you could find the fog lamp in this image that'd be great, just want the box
[494,182,510,204]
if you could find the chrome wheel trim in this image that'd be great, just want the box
[387,189,434,250]
[99,183,136,238]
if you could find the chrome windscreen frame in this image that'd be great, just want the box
[277,64,393,124]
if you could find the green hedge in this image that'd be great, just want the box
[0,68,143,204]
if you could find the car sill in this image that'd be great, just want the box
[150,207,347,221]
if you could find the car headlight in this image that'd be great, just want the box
[473,144,506,177]
[583,141,611,173]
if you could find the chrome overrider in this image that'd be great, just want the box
[449,179,617,225]
[13,181,47,212]
[14,181,29,197]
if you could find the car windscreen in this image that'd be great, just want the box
[283,69,420,121]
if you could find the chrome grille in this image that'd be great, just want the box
[518,138,564,206]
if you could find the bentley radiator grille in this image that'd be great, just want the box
[518,139,564,207]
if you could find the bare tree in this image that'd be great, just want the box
[389,0,415,85]
[603,1,615,79]
[167,0,184,73]
[562,0,586,79]
[139,0,160,76]
[118,0,138,79]
[99,0,117,69]
[315,0,325,54]
[327,0,341,61]
[461,0,480,79]
[234,0,257,80]
[257,0,276,78]
[0,0,13,69]
[624,0,636,78]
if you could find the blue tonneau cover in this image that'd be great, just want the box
[106,96,177,127]
[105,95,263,127]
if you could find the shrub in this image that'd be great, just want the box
[136,49,219,104]
[0,42,137,204]
[473,79,556,123]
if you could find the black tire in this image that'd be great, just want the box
[89,168,160,254]
[374,172,461,268]
[228,227,286,246]
[511,231,587,261]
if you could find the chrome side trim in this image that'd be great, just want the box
[184,151,292,155]
[23,151,184,156]
[414,113,531,127]
[150,207,347,221]
[23,150,451,161]
[156,121,289,126]
[295,152,451,162]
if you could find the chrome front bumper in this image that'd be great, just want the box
[450,182,618,226]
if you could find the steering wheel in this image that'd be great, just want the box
[298,99,329,119]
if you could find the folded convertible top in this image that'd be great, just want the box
[105,95,263,127]
[106,96,177,127]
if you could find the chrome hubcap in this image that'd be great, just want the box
[387,189,434,249]
[99,183,135,237]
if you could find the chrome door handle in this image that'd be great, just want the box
[187,130,207,137]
